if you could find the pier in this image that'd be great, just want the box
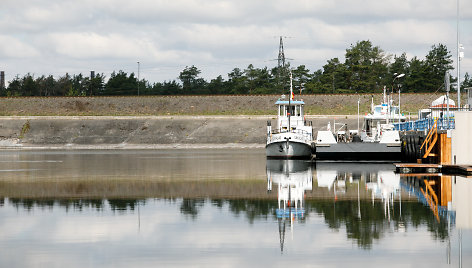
[396,110,472,176]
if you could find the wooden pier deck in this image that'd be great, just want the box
[395,163,472,177]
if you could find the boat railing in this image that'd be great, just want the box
[270,128,312,137]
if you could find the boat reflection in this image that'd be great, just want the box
[266,159,313,253]
[315,162,402,203]
[268,161,461,250]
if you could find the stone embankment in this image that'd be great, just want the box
[0,115,359,149]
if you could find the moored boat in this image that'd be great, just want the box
[315,87,405,160]
[266,73,313,159]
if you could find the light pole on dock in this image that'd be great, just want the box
[393,73,405,124]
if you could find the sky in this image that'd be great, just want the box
[1,0,472,85]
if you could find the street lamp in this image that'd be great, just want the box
[393,73,405,124]
[137,61,140,96]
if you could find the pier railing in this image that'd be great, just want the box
[394,118,454,131]
[420,121,438,159]
[394,107,470,131]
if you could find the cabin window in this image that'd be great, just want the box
[279,104,304,117]
[295,105,303,116]
[288,105,295,116]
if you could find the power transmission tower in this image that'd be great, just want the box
[278,36,286,70]
[276,36,289,92]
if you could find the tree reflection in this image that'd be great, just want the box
[225,199,273,224]
[3,196,449,249]
[8,198,105,212]
[108,199,145,212]
[180,198,204,219]
[309,200,449,249]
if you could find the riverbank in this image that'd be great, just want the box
[0,115,361,148]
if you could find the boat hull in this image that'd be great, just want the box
[315,142,401,161]
[266,140,313,159]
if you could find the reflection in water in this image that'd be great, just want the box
[267,161,457,249]
[1,150,472,267]
[8,198,144,212]
[180,199,205,219]
[266,160,313,253]
[400,174,472,266]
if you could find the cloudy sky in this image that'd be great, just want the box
[1,0,472,84]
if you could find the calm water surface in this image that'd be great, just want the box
[0,149,471,267]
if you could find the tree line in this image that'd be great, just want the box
[2,40,471,97]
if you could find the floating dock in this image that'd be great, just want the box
[395,163,472,177]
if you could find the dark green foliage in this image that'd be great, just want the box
[462,72,472,90]
[1,41,457,96]
[104,70,138,95]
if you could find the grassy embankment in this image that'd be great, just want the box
[0,93,460,116]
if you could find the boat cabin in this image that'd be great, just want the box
[275,100,305,131]
[364,103,406,137]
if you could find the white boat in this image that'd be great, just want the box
[360,90,406,143]
[315,87,405,160]
[266,73,313,159]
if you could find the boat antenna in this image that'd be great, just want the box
[371,95,374,112]
[383,86,387,104]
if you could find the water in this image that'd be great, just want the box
[0,149,471,267]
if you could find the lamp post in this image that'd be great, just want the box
[137,61,140,96]
[357,93,360,133]
[393,73,405,124]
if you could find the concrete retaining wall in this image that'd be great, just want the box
[0,116,359,148]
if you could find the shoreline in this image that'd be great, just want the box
[0,114,360,119]
[0,143,266,150]
[0,114,410,149]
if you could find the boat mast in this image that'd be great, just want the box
[288,70,293,130]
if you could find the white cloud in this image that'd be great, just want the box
[1,0,472,83]
[0,35,40,58]
[48,32,158,59]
